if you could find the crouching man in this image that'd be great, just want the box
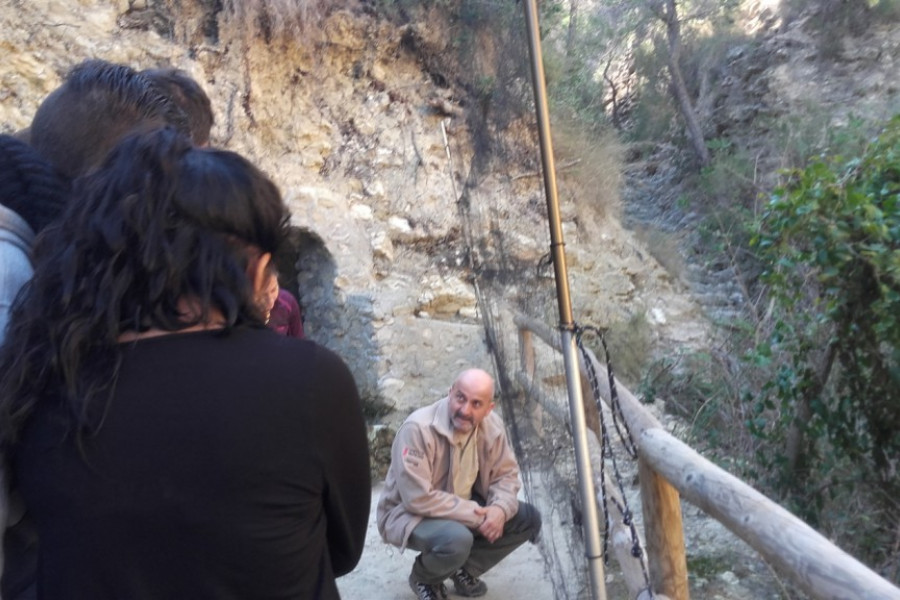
[377,368,542,600]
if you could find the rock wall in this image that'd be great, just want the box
[0,0,706,429]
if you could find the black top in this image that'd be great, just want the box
[10,327,371,599]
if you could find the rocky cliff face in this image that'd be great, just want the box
[1,0,704,428]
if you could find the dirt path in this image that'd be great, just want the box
[337,483,553,600]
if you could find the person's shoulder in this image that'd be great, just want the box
[401,407,428,428]
[275,288,301,311]
[397,401,439,435]
[409,398,444,421]
[234,328,356,396]
[395,412,433,451]
[0,202,36,245]
[481,410,508,440]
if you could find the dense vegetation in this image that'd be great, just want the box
[750,116,900,570]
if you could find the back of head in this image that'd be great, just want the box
[142,67,214,146]
[29,59,190,178]
[0,127,289,440]
[0,134,69,233]
[63,126,289,333]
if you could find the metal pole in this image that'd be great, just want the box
[520,1,607,599]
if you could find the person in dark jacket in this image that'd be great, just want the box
[0,134,69,600]
[0,128,370,599]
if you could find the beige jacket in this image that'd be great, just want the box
[376,396,521,549]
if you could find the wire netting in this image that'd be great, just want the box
[453,164,643,599]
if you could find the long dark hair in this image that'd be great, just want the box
[0,128,290,443]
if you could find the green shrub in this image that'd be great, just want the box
[629,39,678,142]
[746,114,900,561]
[580,313,653,392]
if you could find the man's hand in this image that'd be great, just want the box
[474,505,505,543]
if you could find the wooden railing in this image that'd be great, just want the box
[514,312,900,600]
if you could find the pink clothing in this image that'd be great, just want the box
[268,289,304,339]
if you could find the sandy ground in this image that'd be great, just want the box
[337,484,554,600]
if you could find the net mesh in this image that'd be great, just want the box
[455,174,638,599]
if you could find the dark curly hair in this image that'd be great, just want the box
[0,134,70,234]
[0,128,290,443]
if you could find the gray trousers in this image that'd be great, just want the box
[408,501,541,585]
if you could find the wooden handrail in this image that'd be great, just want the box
[514,312,900,600]
[641,428,900,600]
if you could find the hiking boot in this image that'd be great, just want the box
[450,568,487,597]
[409,573,448,600]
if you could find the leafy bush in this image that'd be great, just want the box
[747,114,900,546]
[603,312,653,389]
[629,38,678,142]
[641,341,761,458]
[698,137,758,207]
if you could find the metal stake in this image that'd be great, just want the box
[520,1,608,598]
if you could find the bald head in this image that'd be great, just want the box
[448,368,495,434]
[455,369,494,397]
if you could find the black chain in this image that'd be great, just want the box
[574,324,653,597]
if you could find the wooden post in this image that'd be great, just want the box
[515,311,690,597]
[586,431,653,598]
[639,457,690,600]
[515,313,600,437]
[577,356,602,441]
[519,326,535,379]
[515,312,900,600]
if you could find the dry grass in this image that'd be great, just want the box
[550,120,624,233]
[633,225,687,283]
[588,312,653,390]
[225,0,348,42]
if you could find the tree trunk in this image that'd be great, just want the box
[784,341,837,494]
[602,59,622,127]
[656,0,710,168]
[566,0,579,58]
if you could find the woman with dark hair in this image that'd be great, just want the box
[0,128,370,599]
